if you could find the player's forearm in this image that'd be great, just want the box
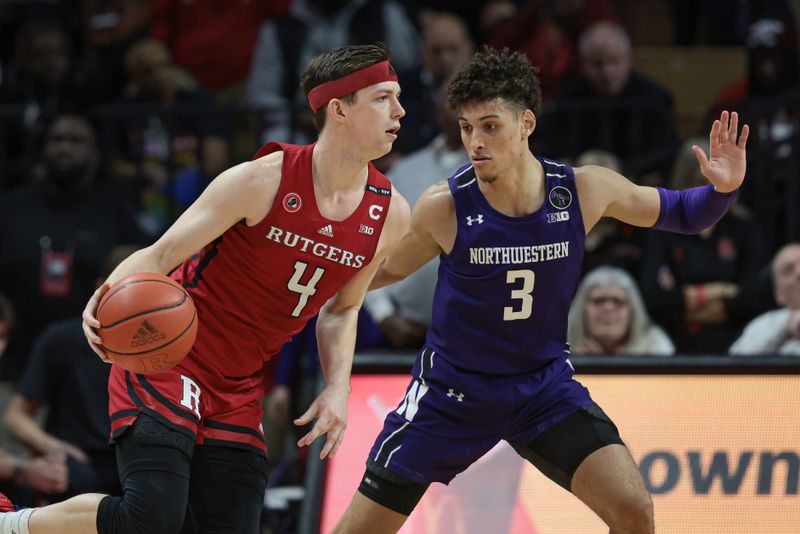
[315,304,360,388]
[368,265,407,291]
[104,246,170,286]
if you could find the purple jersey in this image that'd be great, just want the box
[426,158,585,374]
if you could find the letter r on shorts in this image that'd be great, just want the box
[180,375,202,418]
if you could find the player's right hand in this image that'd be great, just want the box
[82,282,111,362]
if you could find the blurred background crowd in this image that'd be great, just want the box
[0,0,799,532]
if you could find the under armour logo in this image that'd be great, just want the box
[466,215,484,226]
[446,388,465,402]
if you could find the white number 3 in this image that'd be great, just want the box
[287,261,325,317]
[503,269,535,321]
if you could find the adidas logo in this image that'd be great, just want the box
[317,224,334,237]
[130,320,166,347]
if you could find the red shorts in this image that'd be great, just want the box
[108,348,268,455]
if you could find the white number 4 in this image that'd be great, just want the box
[287,261,325,317]
[503,269,535,321]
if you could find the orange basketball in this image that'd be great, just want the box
[97,272,198,374]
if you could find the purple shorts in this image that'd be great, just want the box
[368,347,595,484]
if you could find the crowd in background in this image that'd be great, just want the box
[1,0,800,530]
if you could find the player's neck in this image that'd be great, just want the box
[312,136,370,195]
[479,150,544,217]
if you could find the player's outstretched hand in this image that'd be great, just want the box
[82,282,111,362]
[294,382,349,460]
[693,110,749,193]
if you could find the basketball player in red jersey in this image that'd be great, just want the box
[0,43,410,534]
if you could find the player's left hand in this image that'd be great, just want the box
[693,110,749,193]
[294,382,349,460]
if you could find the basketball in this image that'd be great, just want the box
[97,272,198,374]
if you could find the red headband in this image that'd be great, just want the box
[307,60,398,112]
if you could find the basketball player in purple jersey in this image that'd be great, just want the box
[333,48,748,534]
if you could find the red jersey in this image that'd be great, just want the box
[171,142,392,378]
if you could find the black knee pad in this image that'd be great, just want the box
[358,466,429,516]
[97,414,194,534]
[98,494,186,534]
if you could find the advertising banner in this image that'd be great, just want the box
[320,374,800,533]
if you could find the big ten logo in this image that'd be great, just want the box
[359,224,374,235]
[546,211,570,223]
[639,449,800,495]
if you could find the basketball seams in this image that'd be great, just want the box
[98,272,198,374]
[103,311,197,355]
[99,292,188,329]
[97,278,189,317]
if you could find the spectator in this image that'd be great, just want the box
[568,266,674,355]
[2,246,135,502]
[488,0,618,100]
[639,138,770,353]
[150,0,292,104]
[82,0,152,104]
[393,11,474,156]
[0,21,88,188]
[246,0,419,145]
[730,243,800,355]
[0,292,68,504]
[0,112,146,382]
[577,149,646,276]
[100,38,229,236]
[710,10,800,249]
[535,21,678,183]
[363,87,468,348]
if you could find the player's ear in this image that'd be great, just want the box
[521,109,536,139]
[329,98,348,124]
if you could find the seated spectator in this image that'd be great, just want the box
[0,21,88,188]
[99,39,230,235]
[0,112,147,382]
[0,291,68,504]
[568,266,674,355]
[709,10,800,250]
[578,150,646,276]
[730,243,800,355]
[639,138,770,353]
[393,11,474,157]
[488,0,618,99]
[246,0,419,146]
[2,246,134,502]
[150,0,292,104]
[82,0,152,104]
[363,86,468,348]
[535,21,677,183]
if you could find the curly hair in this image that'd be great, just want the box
[447,46,541,116]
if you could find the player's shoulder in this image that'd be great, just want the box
[225,150,283,192]
[420,180,453,205]
[572,164,608,181]
[250,149,284,178]
[572,164,621,193]
[417,180,455,212]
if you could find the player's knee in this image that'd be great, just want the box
[98,494,187,534]
[609,492,654,534]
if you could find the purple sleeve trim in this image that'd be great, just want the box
[653,185,738,234]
